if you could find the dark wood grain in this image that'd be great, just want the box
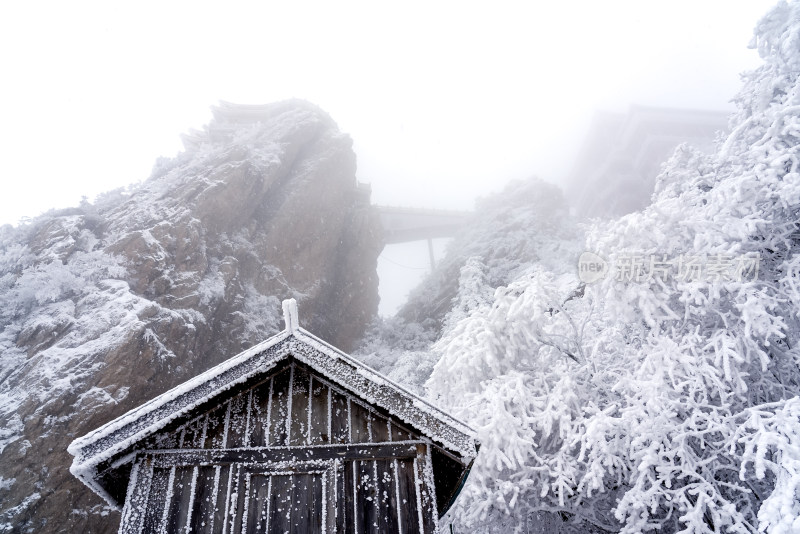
[247,377,273,447]
[289,364,310,445]
[396,457,421,534]
[267,473,293,533]
[228,465,247,534]
[291,472,312,531]
[375,459,399,533]
[391,420,419,443]
[245,474,269,533]
[415,446,437,534]
[342,460,354,534]
[350,401,371,444]
[214,465,234,534]
[188,465,217,534]
[371,413,391,443]
[329,389,350,444]
[267,366,292,446]
[118,461,152,534]
[355,459,379,533]
[309,378,329,444]
[203,405,228,449]
[141,466,170,533]
[164,466,195,534]
[120,358,449,534]
[226,392,249,448]
[179,417,203,448]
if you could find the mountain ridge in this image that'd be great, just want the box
[0,100,382,533]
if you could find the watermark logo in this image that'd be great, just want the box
[578,251,608,283]
[578,252,760,284]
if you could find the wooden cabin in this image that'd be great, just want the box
[69,299,479,534]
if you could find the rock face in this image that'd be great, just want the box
[0,100,382,533]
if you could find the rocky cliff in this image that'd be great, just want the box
[0,100,382,533]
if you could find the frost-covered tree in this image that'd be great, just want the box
[424,2,800,532]
[356,178,582,394]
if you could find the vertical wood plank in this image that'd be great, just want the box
[267,367,292,446]
[329,389,350,444]
[392,459,404,534]
[243,390,253,447]
[263,476,273,534]
[203,405,229,449]
[349,462,358,534]
[422,445,439,534]
[332,464,342,534]
[350,402,372,444]
[218,464,236,534]
[244,474,269,534]
[309,381,329,444]
[413,447,437,534]
[396,458,420,534]
[291,473,313,532]
[375,459,399,533]
[164,466,195,534]
[200,414,210,449]
[289,364,310,445]
[308,375,314,444]
[338,461,351,534]
[225,392,248,448]
[229,471,248,534]
[247,377,273,447]
[328,387,333,445]
[355,460,379,533]
[210,465,227,534]
[267,474,293,533]
[371,412,391,443]
[314,472,325,532]
[189,466,218,534]
[141,466,171,533]
[320,470,329,533]
[119,460,152,534]
[184,466,200,533]
[285,364,295,444]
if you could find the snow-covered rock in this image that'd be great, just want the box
[0,100,382,533]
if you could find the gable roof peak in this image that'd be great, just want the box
[68,301,478,509]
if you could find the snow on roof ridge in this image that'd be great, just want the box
[69,302,478,505]
[68,329,291,454]
[292,327,477,438]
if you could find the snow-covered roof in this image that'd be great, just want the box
[68,299,478,506]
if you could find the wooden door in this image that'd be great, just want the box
[227,461,337,534]
[118,443,437,534]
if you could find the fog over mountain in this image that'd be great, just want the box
[3,2,800,533]
[0,101,381,532]
[0,1,775,228]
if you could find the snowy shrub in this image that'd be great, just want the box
[422,3,800,532]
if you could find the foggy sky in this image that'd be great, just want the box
[0,1,776,228]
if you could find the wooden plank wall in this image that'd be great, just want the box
[144,361,420,451]
[119,361,439,534]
